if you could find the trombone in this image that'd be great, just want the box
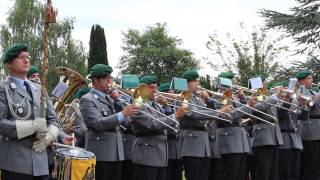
[111,83,180,132]
[198,87,276,125]
[156,91,233,123]
[232,84,298,112]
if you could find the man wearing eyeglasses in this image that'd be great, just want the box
[0,44,59,180]
[27,65,40,83]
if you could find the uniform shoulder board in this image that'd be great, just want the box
[9,82,17,89]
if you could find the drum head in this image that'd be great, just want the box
[56,148,95,159]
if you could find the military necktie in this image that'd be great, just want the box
[24,81,33,100]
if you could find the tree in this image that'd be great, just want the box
[206,24,289,86]
[260,0,320,54]
[0,0,87,92]
[199,75,213,90]
[88,24,108,72]
[118,23,199,84]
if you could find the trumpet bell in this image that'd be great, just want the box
[180,91,192,101]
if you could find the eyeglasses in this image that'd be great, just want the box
[16,55,31,60]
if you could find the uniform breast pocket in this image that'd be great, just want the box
[100,110,111,117]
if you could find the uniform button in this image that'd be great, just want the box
[257,127,261,130]
[123,138,127,141]
[34,106,37,110]
[308,122,312,125]
[145,143,148,146]
[189,133,192,137]
[96,137,100,140]
[5,137,9,141]
[224,132,228,135]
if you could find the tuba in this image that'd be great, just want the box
[52,67,88,132]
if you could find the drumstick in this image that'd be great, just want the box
[53,142,85,151]
[71,133,75,147]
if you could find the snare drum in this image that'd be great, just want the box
[53,148,96,180]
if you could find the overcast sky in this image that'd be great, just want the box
[0,0,299,76]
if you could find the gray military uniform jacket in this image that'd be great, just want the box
[80,89,124,161]
[180,94,222,158]
[216,106,252,155]
[130,101,178,167]
[300,86,320,141]
[74,111,87,148]
[213,96,251,155]
[251,97,283,147]
[207,121,221,158]
[0,76,58,176]
[278,99,309,150]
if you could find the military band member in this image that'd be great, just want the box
[179,69,232,180]
[273,81,309,180]
[80,64,138,180]
[27,65,40,83]
[158,83,183,180]
[213,72,258,180]
[130,75,187,180]
[296,70,320,180]
[251,86,284,180]
[73,87,90,148]
[0,44,59,179]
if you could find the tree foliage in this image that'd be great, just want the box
[118,23,199,84]
[260,0,320,54]
[206,24,289,86]
[88,24,108,73]
[0,0,87,92]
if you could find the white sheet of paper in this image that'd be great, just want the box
[288,78,298,90]
[249,77,263,89]
[52,81,68,99]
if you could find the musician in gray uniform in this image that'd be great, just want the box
[251,86,284,180]
[0,44,59,179]
[179,69,232,180]
[212,72,258,180]
[27,65,40,83]
[296,70,320,180]
[80,64,138,180]
[158,82,182,180]
[272,81,309,180]
[73,87,90,148]
[130,75,187,180]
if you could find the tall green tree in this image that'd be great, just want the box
[260,0,320,54]
[88,24,108,73]
[0,0,87,92]
[199,75,213,90]
[118,23,199,84]
[206,24,289,86]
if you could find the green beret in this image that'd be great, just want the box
[182,69,199,82]
[159,83,170,92]
[2,44,28,63]
[139,75,157,84]
[74,87,91,99]
[218,71,235,79]
[270,81,288,88]
[295,70,312,80]
[27,65,39,77]
[89,64,113,78]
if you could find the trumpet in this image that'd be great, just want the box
[198,86,276,125]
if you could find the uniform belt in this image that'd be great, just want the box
[135,131,166,137]
[309,116,320,119]
[167,133,180,139]
[281,129,297,133]
[181,125,205,131]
